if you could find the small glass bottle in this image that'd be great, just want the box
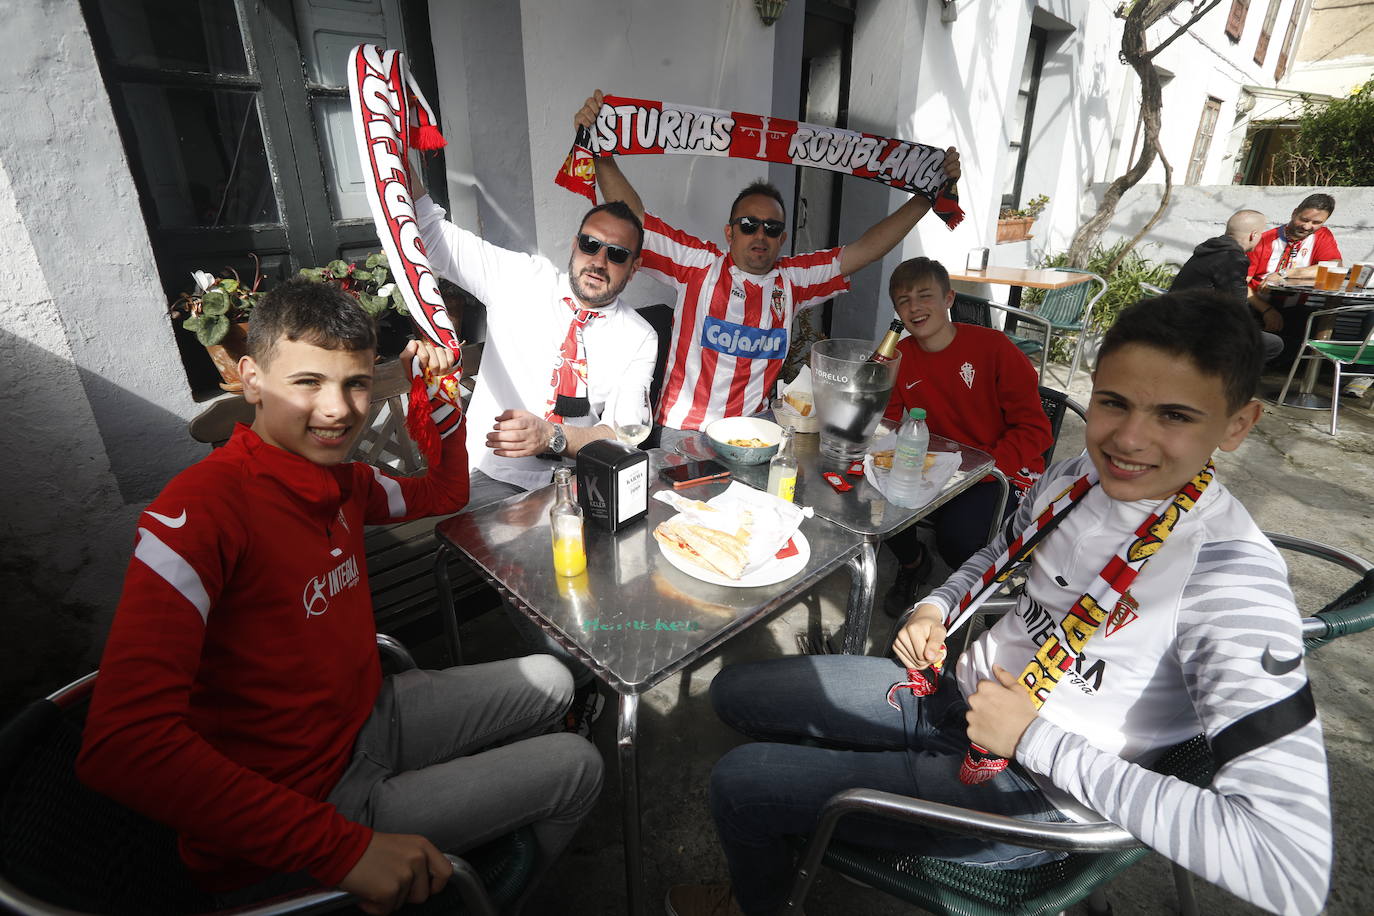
[550,467,587,577]
[767,426,798,503]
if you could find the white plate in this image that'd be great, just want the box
[658,531,811,588]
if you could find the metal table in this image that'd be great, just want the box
[433,451,866,916]
[1265,283,1374,409]
[676,430,1003,654]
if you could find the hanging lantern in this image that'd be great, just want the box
[755,0,788,27]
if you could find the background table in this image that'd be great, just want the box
[1266,282,1374,409]
[946,265,1097,311]
[433,451,865,915]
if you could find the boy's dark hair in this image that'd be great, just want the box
[888,257,952,299]
[1097,292,1261,412]
[579,200,644,254]
[729,180,786,220]
[1296,193,1335,216]
[247,277,377,367]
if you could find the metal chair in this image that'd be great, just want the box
[1019,270,1108,385]
[1139,282,1168,297]
[1276,303,1374,435]
[0,636,536,916]
[950,293,1055,382]
[787,533,1374,916]
[1037,387,1088,468]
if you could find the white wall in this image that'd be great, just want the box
[428,0,793,311]
[0,0,203,700]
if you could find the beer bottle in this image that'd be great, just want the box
[868,319,904,364]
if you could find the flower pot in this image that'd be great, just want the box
[996,217,1036,244]
[204,322,252,392]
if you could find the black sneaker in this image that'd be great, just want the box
[883,546,934,618]
[563,680,605,739]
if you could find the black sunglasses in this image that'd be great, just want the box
[576,233,634,264]
[729,216,785,238]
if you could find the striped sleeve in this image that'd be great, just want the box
[1017,538,1331,916]
[779,247,849,312]
[640,213,720,285]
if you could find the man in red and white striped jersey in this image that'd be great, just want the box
[575,92,960,435]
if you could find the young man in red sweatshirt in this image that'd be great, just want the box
[880,257,1053,616]
[77,279,602,914]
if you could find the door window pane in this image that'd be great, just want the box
[312,96,371,220]
[122,85,279,227]
[97,0,249,74]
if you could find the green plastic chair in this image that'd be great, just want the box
[1012,269,1108,384]
[0,635,538,916]
[950,292,1054,382]
[1276,303,1374,435]
[784,532,1374,916]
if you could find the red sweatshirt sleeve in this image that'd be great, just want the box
[77,477,372,888]
[361,417,471,525]
[988,337,1054,487]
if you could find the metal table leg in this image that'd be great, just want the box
[432,541,465,666]
[841,539,877,655]
[618,693,645,916]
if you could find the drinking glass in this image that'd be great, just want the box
[608,385,651,447]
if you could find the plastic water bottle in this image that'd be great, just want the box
[887,408,929,508]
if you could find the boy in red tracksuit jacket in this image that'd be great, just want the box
[879,257,1052,618]
[77,279,602,915]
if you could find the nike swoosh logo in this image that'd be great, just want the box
[146,509,187,529]
[1260,645,1301,676]
[905,380,921,390]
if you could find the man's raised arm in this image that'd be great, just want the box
[574,90,645,221]
[838,147,960,277]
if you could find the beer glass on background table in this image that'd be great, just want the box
[809,339,901,466]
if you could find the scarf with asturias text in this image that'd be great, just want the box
[556,95,962,228]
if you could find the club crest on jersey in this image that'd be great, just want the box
[1104,592,1138,638]
[960,361,975,388]
[770,287,785,322]
[701,316,788,360]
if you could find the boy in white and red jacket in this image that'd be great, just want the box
[77,279,602,915]
[878,257,1053,616]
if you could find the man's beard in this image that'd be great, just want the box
[568,260,625,307]
[1287,221,1312,240]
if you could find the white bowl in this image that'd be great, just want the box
[704,416,783,465]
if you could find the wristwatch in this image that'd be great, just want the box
[547,423,567,455]
[1278,268,1289,280]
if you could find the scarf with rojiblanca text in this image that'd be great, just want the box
[347,44,464,466]
[887,462,1215,785]
[556,95,963,228]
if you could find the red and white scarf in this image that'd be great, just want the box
[889,462,1216,784]
[347,44,463,465]
[556,95,962,228]
[545,299,600,422]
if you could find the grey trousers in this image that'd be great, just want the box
[327,655,604,908]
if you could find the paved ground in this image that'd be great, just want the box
[448,362,1374,915]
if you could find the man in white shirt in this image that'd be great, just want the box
[412,166,658,509]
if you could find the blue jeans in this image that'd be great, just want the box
[709,655,1064,915]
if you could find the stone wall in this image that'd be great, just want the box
[1073,183,1374,270]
